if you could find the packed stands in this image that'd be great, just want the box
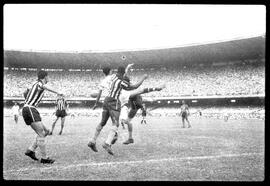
[4,63,265,98]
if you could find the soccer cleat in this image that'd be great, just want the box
[40,157,55,164]
[123,138,134,145]
[59,131,62,135]
[111,133,118,145]
[102,142,114,155]
[187,125,191,128]
[25,149,39,161]
[48,131,53,135]
[88,141,98,152]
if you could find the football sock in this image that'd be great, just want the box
[28,136,38,152]
[127,122,133,139]
[37,136,47,159]
[105,126,118,145]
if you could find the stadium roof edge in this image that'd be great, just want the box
[4,34,265,54]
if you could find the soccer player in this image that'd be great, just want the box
[180,100,191,128]
[22,70,63,164]
[120,78,165,145]
[140,103,147,124]
[87,64,134,152]
[49,95,69,135]
[100,66,147,155]
[12,102,20,124]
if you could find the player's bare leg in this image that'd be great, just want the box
[59,117,65,135]
[49,117,59,135]
[123,119,134,145]
[182,117,185,128]
[186,118,191,128]
[26,121,55,164]
[88,110,110,152]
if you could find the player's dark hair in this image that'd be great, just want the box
[37,70,48,80]
[117,66,126,76]
[102,67,111,76]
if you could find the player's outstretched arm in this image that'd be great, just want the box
[43,85,63,96]
[125,74,148,90]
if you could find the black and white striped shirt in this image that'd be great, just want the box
[24,80,45,107]
[56,98,68,111]
[106,74,130,100]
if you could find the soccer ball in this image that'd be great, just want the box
[90,91,99,98]
[121,55,126,60]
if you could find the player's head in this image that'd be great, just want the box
[38,70,48,84]
[117,66,126,77]
[102,67,111,76]
[182,100,185,104]
[14,102,18,105]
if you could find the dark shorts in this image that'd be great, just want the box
[56,110,67,118]
[22,106,42,125]
[100,97,121,127]
[181,112,188,118]
[128,108,139,119]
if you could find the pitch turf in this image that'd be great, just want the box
[3,115,264,181]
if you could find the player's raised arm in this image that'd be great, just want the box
[125,63,134,76]
[124,74,148,90]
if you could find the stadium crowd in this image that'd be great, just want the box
[4,64,264,98]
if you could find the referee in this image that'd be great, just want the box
[49,95,68,135]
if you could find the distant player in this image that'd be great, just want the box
[140,103,147,124]
[22,70,63,164]
[180,100,191,128]
[49,95,69,135]
[12,102,20,124]
[120,78,165,145]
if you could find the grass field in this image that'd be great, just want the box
[3,113,264,181]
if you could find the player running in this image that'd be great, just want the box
[22,70,63,164]
[180,100,191,128]
[49,95,69,135]
[119,76,165,145]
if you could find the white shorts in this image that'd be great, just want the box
[120,105,129,122]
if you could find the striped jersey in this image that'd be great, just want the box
[106,74,130,100]
[56,98,68,111]
[24,80,45,107]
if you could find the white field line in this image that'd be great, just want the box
[4,152,263,174]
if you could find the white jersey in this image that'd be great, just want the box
[119,89,131,108]
[98,74,114,96]
[12,105,20,115]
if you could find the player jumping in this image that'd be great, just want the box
[119,76,165,145]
